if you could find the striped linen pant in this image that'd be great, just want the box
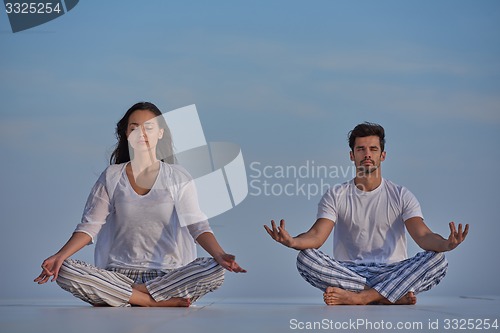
[296,249,448,303]
[56,257,224,307]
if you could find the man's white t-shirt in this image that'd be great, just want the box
[317,178,423,264]
[74,162,212,270]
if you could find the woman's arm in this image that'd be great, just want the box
[34,232,92,284]
[196,232,246,273]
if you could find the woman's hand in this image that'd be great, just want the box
[34,232,91,285]
[34,254,64,284]
[196,232,247,273]
[214,253,247,273]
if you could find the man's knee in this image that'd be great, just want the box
[415,251,448,280]
[296,248,330,277]
[296,248,319,265]
[434,251,446,261]
[422,251,448,268]
[432,251,448,273]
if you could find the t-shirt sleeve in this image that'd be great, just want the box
[186,220,213,240]
[401,187,423,221]
[74,173,112,243]
[316,188,337,222]
[170,165,212,237]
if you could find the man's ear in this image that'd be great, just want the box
[349,150,354,161]
[381,151,386,161]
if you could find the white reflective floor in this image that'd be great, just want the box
[1,296,499,333]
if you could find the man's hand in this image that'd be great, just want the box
[446,222,469,251]
[214,253,247,273]
[264,219,295,248]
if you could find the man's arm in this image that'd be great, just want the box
[405,217,469,252]
[264,218,334,250]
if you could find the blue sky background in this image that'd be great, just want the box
[1,1,499,301]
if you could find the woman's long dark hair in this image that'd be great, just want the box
[110,102,175,165]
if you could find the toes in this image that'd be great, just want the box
[325,286,335,293]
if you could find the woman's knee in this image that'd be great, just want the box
[191,257,225,284]
[56,259,103,289]
[57,258,71,270]
[208,259,225,285]
[57,259,91,278]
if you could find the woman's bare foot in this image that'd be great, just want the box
[92,303,109,307]
[156,297,191,307]
[132,283,149,294]
[130,284,191,307]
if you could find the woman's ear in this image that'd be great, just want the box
[158,128,164,139]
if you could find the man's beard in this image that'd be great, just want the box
[357,160,378,176]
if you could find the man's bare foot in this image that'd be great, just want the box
[323,287,382,305]
[323,287,417,305]
[379,292,417,305]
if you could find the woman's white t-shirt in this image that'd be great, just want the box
[75,162,212,270]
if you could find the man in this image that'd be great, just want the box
[264,122,468,305]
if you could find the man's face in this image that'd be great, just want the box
[350,135,386,175]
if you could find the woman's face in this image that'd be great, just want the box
[126,109,164,152]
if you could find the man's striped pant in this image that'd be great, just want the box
[296,249,448,303]
[56,257,224,307]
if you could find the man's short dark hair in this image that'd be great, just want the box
[348,122,386,152]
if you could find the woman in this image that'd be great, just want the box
[34,102,246,307]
